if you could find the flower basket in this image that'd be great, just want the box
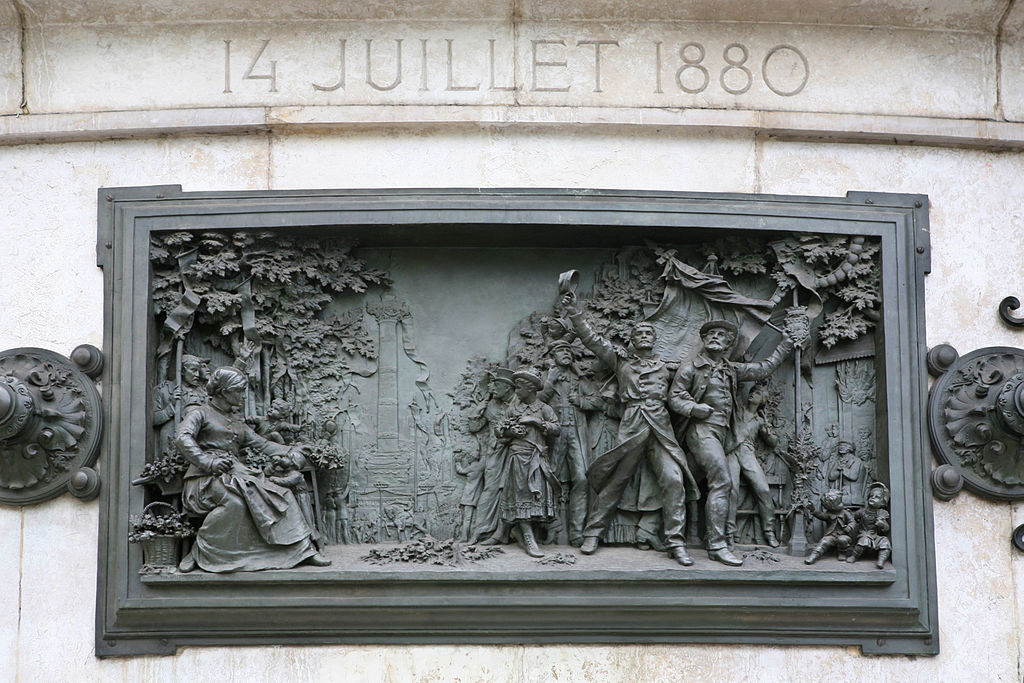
[129,501,193,574]
[140,534,180,572]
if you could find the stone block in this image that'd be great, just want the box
[385,646,522,681]
[995,3,1024,124]
[0,508,21,681]
[511,22,994,119]
[0,136,269,351]
[1013,501,1024,674]
[23,22,519,113]
[17,498,104,678]
[21,20,996,120]
[18,0,514,24]
[0,4,21,116]
[517,0,1006,32]
[520,645,647,682]
[267,128,757,193]
[15,0,1008,31]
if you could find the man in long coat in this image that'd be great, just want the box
[465,368,516,543]
[560,293,700,566]
[538,339,604,546]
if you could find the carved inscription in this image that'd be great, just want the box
[221,36,809,98]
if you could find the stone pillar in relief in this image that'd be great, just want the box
[367,298,410,457]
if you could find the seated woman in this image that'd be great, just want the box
[175,366,330,572]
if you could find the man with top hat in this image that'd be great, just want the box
[539,338,603,546]
[669,320,793,566]
[559,292,700,566]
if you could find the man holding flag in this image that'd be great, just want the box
[559,291,700,566]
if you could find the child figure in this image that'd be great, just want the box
[725,382,781,548]
[333,486,353,545]
[266,454,318,543]
[848,482,892,568]
[252,399,305,444]
[804,489,856,564]
[322,495,338,544]
[266,453,306,489]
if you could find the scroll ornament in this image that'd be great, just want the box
[929,297,1024,552]
[0,345,103,505]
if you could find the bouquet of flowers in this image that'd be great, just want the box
[304,440,348,470]
[129,504,194,544]
[132,452,189,485]
[499,415,527,438]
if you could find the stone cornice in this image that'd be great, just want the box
[3,1,1024,147]
[4,105,1024,151]
[2,0,1014,33]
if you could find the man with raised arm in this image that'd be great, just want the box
[559,292,699,566]
[669,320,793,566]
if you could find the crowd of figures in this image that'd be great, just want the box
[137,231,893,573]
[449,282,893,569]
[138,323,891,571]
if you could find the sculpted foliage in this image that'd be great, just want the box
[151,230,390,421]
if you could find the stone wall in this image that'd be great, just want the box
[1,1,1022,680]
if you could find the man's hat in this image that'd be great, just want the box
[543,316,572,336]
[489,367,515,386]
[547,339,573,353]
[699,319,738,337]
[513,369,544,390]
